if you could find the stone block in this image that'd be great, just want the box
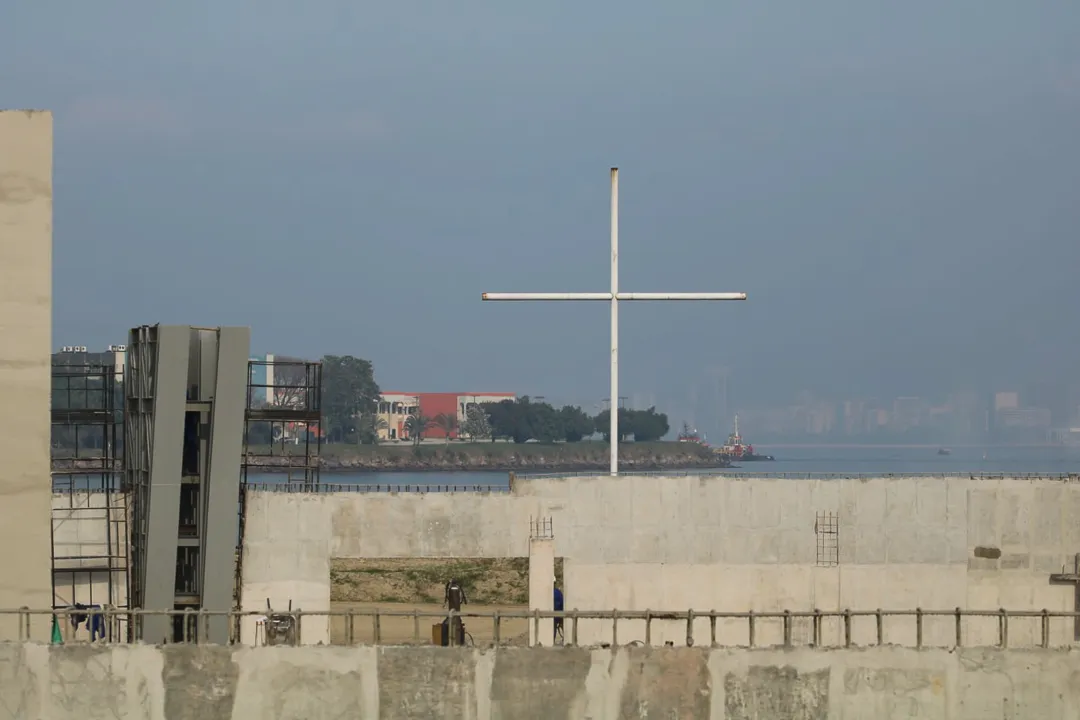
[853,480,888,526]
[967,489,999,548]
[884,480,918,527]
[619,648,712,719]
[853,526,887,564]
[724,665,829,720]
[1032,486,1063,547]
[841,666,946,719]
[489,648,592,719]
[916,479,948,527]
[999,553,1030,571]
[999,491,1030,548]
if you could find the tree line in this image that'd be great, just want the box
[48,353,672,448]
[313,355,671,445]
[477,397,669,444]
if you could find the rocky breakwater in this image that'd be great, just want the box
[246,441,727,473]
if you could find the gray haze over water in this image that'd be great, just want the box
[6,3,1080,418]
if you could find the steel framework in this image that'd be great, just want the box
[123,328,157,630]
[235,357,322,609]
[125,324,251,644]
[49,351,129,640]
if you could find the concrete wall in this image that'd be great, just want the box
[241,475,1080,647]
[3,643,1080,718]
[240,493,334,645]
[0,109,53,640]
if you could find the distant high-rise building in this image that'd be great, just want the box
[994,392,1019,411]
[1024,380,1068,427]
[892,396,924,431]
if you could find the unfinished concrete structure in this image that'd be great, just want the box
[0,110,54,640]
[50,349,129,628]
[241,473,1080,647]
[125,325,250,643]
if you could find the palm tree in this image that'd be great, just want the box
[403,412,432,446]
[359,414,389,444]
[433,413,458,442]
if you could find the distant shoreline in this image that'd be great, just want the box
[242,440,726,474]
[756,443,1068,450]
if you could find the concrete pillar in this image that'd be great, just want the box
[529,536,555,647]
[0,110,53,641]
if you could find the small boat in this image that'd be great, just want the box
[677,423,733,467]
[937,447,952,456]
[720,415,775,462]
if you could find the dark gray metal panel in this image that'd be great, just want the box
[141,325,191,643]
[197,329,219,403]
[201,326,250,643]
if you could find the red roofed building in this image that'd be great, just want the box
[376,392,515,441]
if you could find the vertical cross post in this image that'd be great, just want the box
[482,168,747,475]
[609,168,620,475]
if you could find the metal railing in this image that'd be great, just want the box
[10,607,1080,650]
[245,483,510,494]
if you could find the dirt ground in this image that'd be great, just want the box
[330,557,564,606]
[329,601,532,646]
[329,557,566,646]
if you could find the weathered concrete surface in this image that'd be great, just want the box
[2,644,1080,718]
[243,475,1080,647]
[0,110,53,641]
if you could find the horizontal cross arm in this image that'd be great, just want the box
[482,292,612,301]
[1049,573,1080,584]
[617,292,746,301]
[482,292,747,301]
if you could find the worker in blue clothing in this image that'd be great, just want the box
[71,603,105,641]
[553,583,564,644]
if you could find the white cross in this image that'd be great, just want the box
[482,168,747,475]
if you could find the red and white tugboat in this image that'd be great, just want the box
[677,422,733,467]
[720,415,774,462]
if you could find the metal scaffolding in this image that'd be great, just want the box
[123,328,156,624]
[242,358,323,486]
[235,357,322,608]
[50,349,129,640]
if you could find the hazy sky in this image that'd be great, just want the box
[5,2,1080,411]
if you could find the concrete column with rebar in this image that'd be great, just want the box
[528,517,555,646]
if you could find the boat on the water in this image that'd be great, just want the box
[937,447,952,456]
[719,415,775,462]
[676,423,734,467]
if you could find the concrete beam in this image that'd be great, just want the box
[202,327,250,643]
[141,325,192,643]
[528,536,554,646]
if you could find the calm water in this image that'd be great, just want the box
[245,445,1080,489]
